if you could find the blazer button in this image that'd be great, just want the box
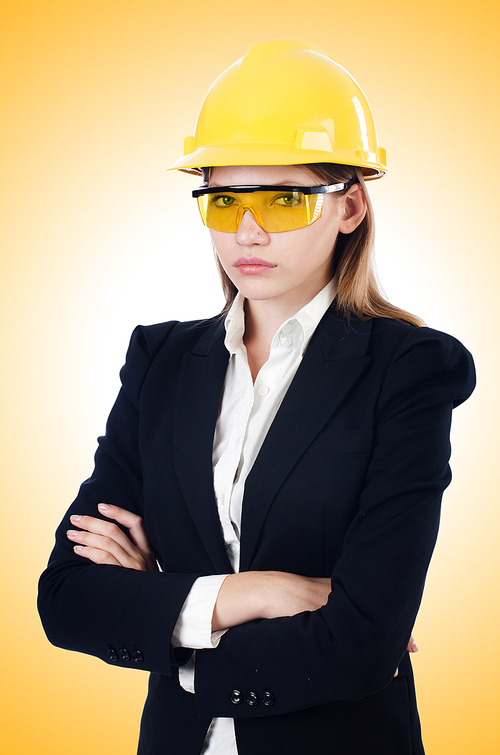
[119,647,130,661]
[107,648,118,662]
[262,691,275,706]
[131,650,144,664]
[230,689,243,705]
[246,691,259,706]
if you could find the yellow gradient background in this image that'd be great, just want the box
[1,1,499,752]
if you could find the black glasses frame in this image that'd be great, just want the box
[192,182,349,198]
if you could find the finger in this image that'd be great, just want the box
[394,668,399,677]
[66,527,143,569]
[97,504,152,553]
[72,544,122,566]
[308,577,332,592]
[407,635,419,653]
[69,514,140,560]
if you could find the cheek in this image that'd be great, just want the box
[210,237,240,285]
[298,227,337,268]
[316,225,340,263]
[209,232,231,265]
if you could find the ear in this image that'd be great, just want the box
[339,184,367,234]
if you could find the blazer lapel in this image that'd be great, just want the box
[239,310,373,572]
[173,320,233,574]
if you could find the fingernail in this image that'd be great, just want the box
[410,641,419,652]
[67,530,79,538]
[70,514,81,522]
[98,503,109,511]
[74,545,83,552]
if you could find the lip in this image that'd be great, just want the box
[233,256,277,275]
[233,256,277,273]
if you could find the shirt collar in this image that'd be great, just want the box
[224,278,337,357]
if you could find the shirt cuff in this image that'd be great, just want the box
[171,574,229,649]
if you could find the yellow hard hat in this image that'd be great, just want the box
[168,40,387,179]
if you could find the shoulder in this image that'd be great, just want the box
[369,316,465,352]
[119,314,224,404]
[368,318,476,409]
[127,315,223,358]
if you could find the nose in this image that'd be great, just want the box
[235,209,270,245]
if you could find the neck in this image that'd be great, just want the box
[242,294,311,381]
[243,280,332,345]
[240,280,334,381]
[243,298,296,349]
[241,301,279,382]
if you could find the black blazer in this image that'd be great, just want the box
[38,305,475,755]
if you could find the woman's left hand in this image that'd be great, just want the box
[394,635,418,677]
[66,503,157,571]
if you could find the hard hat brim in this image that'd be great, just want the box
[167,143,387,179]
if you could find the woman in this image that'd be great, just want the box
[38,40,475,755]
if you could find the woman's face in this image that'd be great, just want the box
[207,165,364,312]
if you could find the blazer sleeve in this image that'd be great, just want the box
[193,327,476,718]
[37,323,200,677]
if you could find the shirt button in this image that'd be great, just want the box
[246,691,259,706]
[281,336,292,347]
[281,323,292,334]
[257,385,269,397]
[230,689,243,705]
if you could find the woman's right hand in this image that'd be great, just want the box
[66,503,157,572]
[212,571,331,631]
[213,573,419,678]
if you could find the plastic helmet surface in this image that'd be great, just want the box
[168,40,387,179]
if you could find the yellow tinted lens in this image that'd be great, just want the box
[197,191,323,233]
[198,192,240,232]
[264,191,311,232]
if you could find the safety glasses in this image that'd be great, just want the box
[192,182,349,233]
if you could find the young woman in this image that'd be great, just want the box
[38,40,475,755]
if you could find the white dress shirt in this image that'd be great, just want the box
[172,279,337,754]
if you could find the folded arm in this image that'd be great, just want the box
[65,503,415,673]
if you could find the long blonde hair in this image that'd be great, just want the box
[201,164,424,327]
